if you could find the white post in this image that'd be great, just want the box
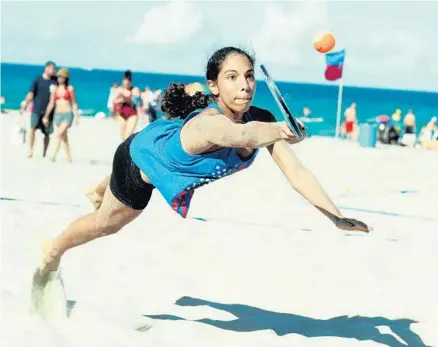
[335,77,344,139]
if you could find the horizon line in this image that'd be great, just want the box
[1,61,437,95]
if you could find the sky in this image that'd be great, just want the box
[2,0,438,92]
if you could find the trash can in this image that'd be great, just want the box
[359,123,377,148]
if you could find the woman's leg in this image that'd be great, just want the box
[117,115,127,141]
[123,115,138,140]
[62,130,72,163]
[51,122,69,161]
[50,126,62,161]
[85,175,111,210]
[43,184,143,272]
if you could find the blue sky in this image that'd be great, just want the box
[2,0,438,91]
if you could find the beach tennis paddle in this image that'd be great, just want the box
[259,64,307,140]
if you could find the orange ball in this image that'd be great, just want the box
[313,32,336,53]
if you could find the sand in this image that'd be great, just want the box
[1,111,437,347]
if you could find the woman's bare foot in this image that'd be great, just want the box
[84,188,103,210]
[31,238,68,320]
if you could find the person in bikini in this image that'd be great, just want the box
[113,70,142,141]
[31,47,370,317]
[43,68,79,162]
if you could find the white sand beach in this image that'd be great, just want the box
[1,111,437,347]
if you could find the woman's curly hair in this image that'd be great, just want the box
[160,83,212,119]
[160,46,255,119]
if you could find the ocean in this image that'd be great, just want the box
[1,62,437,136]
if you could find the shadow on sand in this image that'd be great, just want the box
[143,296,427,347]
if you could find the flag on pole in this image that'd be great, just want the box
[325,49,345,81]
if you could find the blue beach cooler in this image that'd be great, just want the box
[359,123,377,148]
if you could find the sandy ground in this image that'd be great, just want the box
[1,111,437,347]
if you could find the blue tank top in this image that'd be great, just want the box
[129,103,259,218]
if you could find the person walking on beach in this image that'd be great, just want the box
[20,61,57,158]
[31,47,370,317]
[42,68,80,163]
[344,102,357,141]
[113,70,142,141]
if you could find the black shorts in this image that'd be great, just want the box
[109,133,155,210]
[405,126,415,134]
[30,112,54,135]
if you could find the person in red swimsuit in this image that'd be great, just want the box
[113,70,141,141]
[343,102,357,140]
[345,119,354,133]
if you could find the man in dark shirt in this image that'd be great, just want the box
[20,61,57,158]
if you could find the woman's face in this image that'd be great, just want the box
[122,78,131,88]
[57,76,66,84]
[208,53,256,115]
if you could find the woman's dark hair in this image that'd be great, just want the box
[206,47,255,82]
[161,46,255,119]
[160,83,211,119]
[123,70,132,82]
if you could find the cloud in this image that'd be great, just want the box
[346,28,435,80]
[40,27,60,40]
[126,1,203,45]
[251,2,329,66]
[430,61,438,77]
[370,30,429,71]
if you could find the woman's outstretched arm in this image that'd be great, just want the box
[185,109,298,152]
[267,140,369,232]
